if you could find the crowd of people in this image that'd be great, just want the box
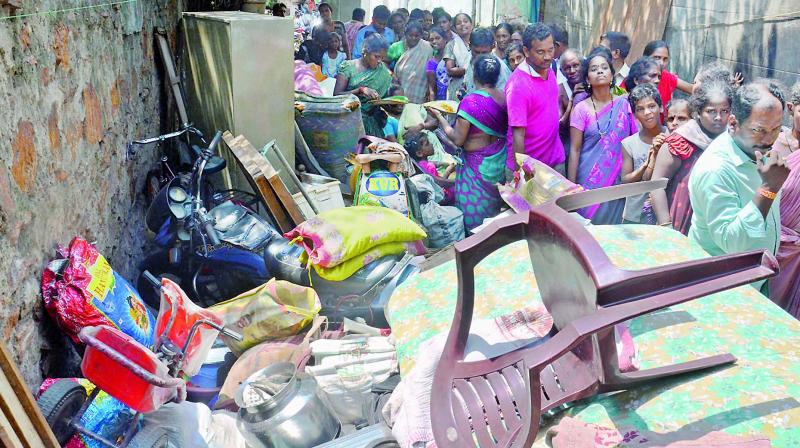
[291,4,800,316]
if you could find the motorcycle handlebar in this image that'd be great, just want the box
[207,131,223,154]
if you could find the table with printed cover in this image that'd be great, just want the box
[386,224,800,446]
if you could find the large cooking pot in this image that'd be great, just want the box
[236,362,340,448]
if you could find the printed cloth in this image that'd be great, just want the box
[386,224,800,447]
[771,148,800,315]
[394,39,434,104]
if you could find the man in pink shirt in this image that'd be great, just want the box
[505,23,566,174]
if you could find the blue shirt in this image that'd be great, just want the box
[352,25,395,59]
[383,116,399,138]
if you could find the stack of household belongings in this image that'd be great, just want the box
[408,174,464,249]
[306,318,398,427]
[352,140,418,220]
[283,206,427,283]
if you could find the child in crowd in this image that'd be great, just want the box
[505,43,524,71]
[620,83,666,224]
[321,32,346,78]
[664,98,690,133]
[404,130,456,203]
[382,85,405,142]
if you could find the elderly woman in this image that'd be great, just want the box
[443,13,474,100]
[770,82,800,316]
[429,55,509,231]
[334,35,392,137]
[390,21,434,103]
[650,80,733,234]
[622,56,662,92]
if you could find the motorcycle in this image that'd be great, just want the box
[137,130,420,327]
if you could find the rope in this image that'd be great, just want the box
[0,0,137,21]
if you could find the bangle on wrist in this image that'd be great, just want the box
[660,221,672,227]
[758,186,778,200]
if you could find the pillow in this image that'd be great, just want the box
[284,206,427,268]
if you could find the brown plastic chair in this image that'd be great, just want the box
[430,181,779,448]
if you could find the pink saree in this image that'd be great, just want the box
[771,150,800,317]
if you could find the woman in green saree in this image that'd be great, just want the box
[334,34,393,137]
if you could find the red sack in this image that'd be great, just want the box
[41,237,155,347]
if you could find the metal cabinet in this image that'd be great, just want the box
[182,11,295,188]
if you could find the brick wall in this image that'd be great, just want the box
[0,0,180,389]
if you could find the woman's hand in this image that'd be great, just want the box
[360,87,380,100]
[732,72,744,87]
[652,133,666,153]
[443,163,456,178]
[426,107,445,123]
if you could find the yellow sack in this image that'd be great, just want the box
[209,279,321,355]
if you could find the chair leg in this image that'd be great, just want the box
[601,354,736,392]
[596,328,736,392]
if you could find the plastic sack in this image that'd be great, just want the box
[41,236,155,347]
[143,401,248,448]
[300,240,421,281]
[499,154,584,213]
[410,174,464,248]
[38,378,136,448]
[284,206,427,269]
[209,279,321,355]
[216,316,326,407]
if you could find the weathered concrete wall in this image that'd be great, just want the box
[664,1,800,89]
[0,1,180,389]
[544,0,800,90]
[541,0,599,53]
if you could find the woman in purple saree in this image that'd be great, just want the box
[568,47,638,224]
[429,55,508,231]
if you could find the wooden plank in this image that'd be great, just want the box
[222,131,295,232]
[235,137,304,224]
[0,343,59,448]
[266,174,306,225]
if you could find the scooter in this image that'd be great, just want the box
[138,130,420,327]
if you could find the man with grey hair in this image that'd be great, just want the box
[688,79,791,293]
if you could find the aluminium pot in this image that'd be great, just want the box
[236,362,340,448]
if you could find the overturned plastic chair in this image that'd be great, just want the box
[430,180,779,448]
